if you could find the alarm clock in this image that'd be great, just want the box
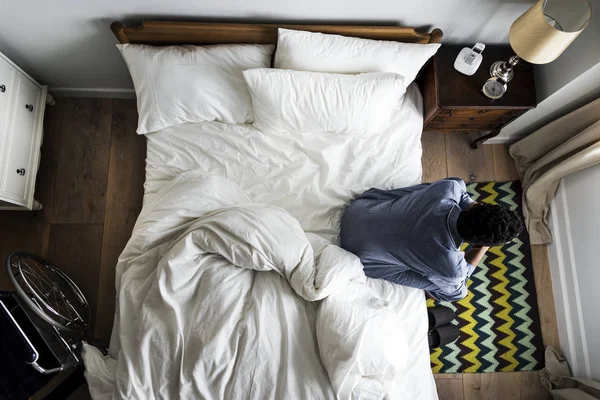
[482,77,507,99]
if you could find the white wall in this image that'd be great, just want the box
[534,0,600,102]
[490,0,600,143]
[489,61,600,143]
[0,0,535,93]
[547,166,600,381]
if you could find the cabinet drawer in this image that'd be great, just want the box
[0,57,16,181]
[1,73,42,204]
[0,57,15,126]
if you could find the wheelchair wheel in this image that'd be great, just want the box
[6,253,91,333]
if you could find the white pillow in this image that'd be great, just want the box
[274,28,439,82]
[117,43,274,134]
[243,68,408,135]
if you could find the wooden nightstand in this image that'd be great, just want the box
[421,45,536,148]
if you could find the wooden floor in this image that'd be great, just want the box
[0,99,559,400]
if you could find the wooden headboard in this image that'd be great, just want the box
[111,21,443,45]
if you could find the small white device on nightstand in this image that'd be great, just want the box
[454,43,486,76]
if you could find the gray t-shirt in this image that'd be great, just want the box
[340,178,475,302]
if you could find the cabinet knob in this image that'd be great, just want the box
[0,85,5,93]
[469,116,475,120]
[461,124,467,128]
[25,104,34,112]
[16,168,26,176]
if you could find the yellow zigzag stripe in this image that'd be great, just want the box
[481,182,498,205]
[431,346,444,373]
[457,279,481,372]
[490,246,518,371]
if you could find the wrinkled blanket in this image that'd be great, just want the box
[83,171,410,400]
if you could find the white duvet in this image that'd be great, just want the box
[83,84,437,399]
[143,84,424,244]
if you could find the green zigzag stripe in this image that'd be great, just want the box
[506,239,538,370]
[443,331,462,373]
[498,182,518,211]
[467,183,480,202]
[472,253,500,373]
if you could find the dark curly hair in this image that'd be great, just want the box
[457,203,524,246]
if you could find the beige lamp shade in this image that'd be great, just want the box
[509,0,592,64]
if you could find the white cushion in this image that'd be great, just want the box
[243,68,408,136]
[117,43,274,134]
[274,28,439,82]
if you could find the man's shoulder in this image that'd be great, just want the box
[431,178,465,191]
[425,179,466,202]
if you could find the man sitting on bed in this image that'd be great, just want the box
[340,178,523,302]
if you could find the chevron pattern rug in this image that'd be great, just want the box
[427,181,544,374]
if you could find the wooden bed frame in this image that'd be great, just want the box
[111,21,443,45]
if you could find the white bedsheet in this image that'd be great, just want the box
[85,84,437,399]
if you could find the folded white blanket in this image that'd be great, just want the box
[83,171,409,399]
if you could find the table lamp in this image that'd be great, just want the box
[490,0,592,83]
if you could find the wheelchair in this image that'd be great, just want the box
[1,253,91,376]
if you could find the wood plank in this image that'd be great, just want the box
[463,371,550,400]
[435,373,464,380]
[0,212,48,291]
[445,133,495,183]
[36,99,63,223]
[51,98,112,224]
[492,144,520,182]
[95,99,146,341]
[65,384,92,400]
[422,132,447,182]
[46,224,104,328]
[435,375,464,400]
[30,370,73,400]
[530,244,560,349]
[36,99,65,256]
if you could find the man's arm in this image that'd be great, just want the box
[426,256,480,302]
[465,246,490,268]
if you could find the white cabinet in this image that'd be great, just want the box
[0,52,49,210]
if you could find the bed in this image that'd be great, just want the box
[83,21,443,400]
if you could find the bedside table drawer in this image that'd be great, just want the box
[437,109,520,120]
[426,121,504,131]
[428,109,523,130]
